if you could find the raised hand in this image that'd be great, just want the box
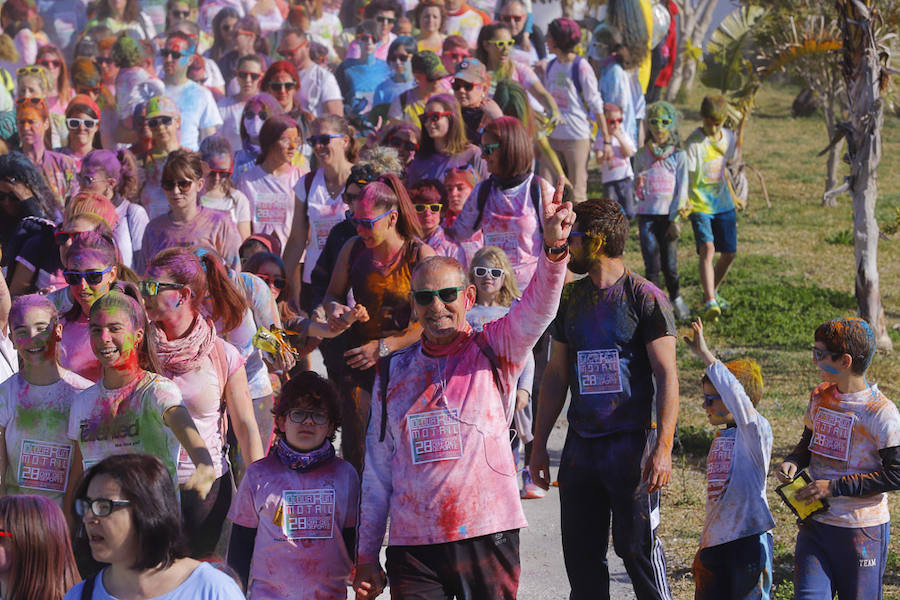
[542,175,575,250]
[683,318,715,365]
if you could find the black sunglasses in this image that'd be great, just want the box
[256,273,287,289]
[412,286,465,306]
[452,79,476,92]
[63,266,113,286]
[306,133,344,146]
[268,81,296,91]
[139,280,186,296]
[146,116,174,129]
[160,49,184,60]
[703,393,721,408]
[387,136,418,152]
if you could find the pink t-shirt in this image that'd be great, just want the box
[60,314,102,383]
[163,340,244,483]
[805,382,900,528]
[139,207,242,274]
[236,164,306,249]
[358,253,566,561]
[229,453,360,599]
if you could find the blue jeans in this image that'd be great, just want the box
[637,215,680,299]
[794,519,890,600]
[692,532,773,600]
[604,177,636,220]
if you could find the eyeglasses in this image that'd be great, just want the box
[244,110,268,121]
[170,9,190,18]
[375,15,396,23]
[812,346,841,363]
[345,208,395,229]
[702,393,721,408]
[500,14,524,23]
[387,136,418,152]
[236,29,256,37]
[66,117,98,130]
[15,97,44,108]
[356,34,375,43]
[648,118,672,127]
[287,408,328,424]
[237,70,262,81]
[77,173,102,186]
[95,56,114,66]
[412,286,465,306]
[567,231,586,243]
[606,117,623,125]
[279,40,308,58]
[414,203,442,213]
[139,280,186,296]
[256,273,286,289]
[17,66,44,76]
[389,54,410,63]
[452,79,476,92]
[208,168,232,179]
[268,81,297,92]
[307,133,344,146]
[37,59,61,69]
[160,49,184,60]
[488,39,514,49]
[473,266,503,278]
[480,142,500,156]
[54,230,81,245]
[444,51,469,60]
[75,497,131,518]
[421,110,451,124]
[161,179,194,192]
[63,265,114,286]
[146,116,174,129]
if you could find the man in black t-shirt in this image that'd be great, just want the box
[531,197,678,600]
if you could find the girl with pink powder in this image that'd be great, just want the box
[143,247,265,558]
[228,371,360,600]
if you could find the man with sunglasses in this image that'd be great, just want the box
[216,54,263,151]
[355,177,573,600]
[344,0,399,61]
[531,197,677,600]
[159,31,222,150]
[335,20,391,117]
[277,27,344,117]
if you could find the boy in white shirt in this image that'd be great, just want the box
[684,318,775,599]
[596,102,636,218]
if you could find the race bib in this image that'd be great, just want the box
[706,435,734,503]
[18,440,72,493]
[550,74,570,112]
[809,406,854,461]
[408,409,463,464]
[645,167,676,198]
[312,216,343,250]
[281,489,335,540]
[576,350,623,395]
[702,156,724,184]
[484,232,520,266]
[177,445,191,468]
[255,194,288,224]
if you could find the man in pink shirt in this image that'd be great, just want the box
[353,177,572,599]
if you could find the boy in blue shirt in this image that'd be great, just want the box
[684,318,775,599]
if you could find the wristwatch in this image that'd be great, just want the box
[544,242,569,256]
[378,338,391,358]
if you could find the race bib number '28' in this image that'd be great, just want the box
[281,489,335,540]
[408,408,463,464]
[576,349,623,395]
[19,439,72,493]
[809,407,854,461]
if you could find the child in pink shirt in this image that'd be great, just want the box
[228,372,360,600]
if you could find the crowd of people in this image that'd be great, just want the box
[0,0,896,599]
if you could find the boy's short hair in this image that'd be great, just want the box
[573,197,629,258]
[814,317,877,375]
[700,95,728,123]
[603,102,621,115]
[272,371,342,440]
[701,359,764,407]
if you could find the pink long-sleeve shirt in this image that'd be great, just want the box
[358,252,566,562]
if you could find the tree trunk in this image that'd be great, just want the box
[837,0,893,351]
[822,91,841,206]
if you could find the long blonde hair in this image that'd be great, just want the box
[469,245,520,307]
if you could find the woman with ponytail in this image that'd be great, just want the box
[323,173,434,473]
[143,247,263,558]
[65,283,216,520]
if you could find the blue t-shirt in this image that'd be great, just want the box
[63,562,245,600]
[373,76,415,112]
[550,270,675,437]
[335,56,391,114]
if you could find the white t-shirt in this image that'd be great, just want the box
[236,164,305,249]
[0,334,18,384]
[63,562,246,600]
[114,200,150,269]
[294,169,346,283]
[296,64,343,118]
[600,132,635,183]
[200,188,252,227]
[545,57,604,141]
[164,81,224,151]
[216,95,246,152]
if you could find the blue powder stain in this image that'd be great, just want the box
[818,364,840,375]
[459,525,467,536]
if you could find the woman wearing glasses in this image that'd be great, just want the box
[236,114,308,250]
[371,36,416,121]
[414,0,446,53]
[376,121,420,172]
[199,136,251,238]
[475,23,560,128]
[58,95,102,167]
[65,454,242,598]
[143,247,263,557]
[216,54,263,152]
[406,93,486,186]
[0,296,92,505]
[15,96,78,212]
[409,178,466,265]
[139,149,242,274]
[260,61,307,129]
[36,45,72,117]
[283,115,357,314]
[323,174,434,473]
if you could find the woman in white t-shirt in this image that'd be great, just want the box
[283,115,357,313]
[199,135,252,238]
[0,295,92,506]
[64,453,244,600]
[143,247,264,558]
[235,114,308,249]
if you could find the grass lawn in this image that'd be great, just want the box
[601,82,900,599]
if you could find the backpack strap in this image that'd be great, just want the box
[210,338,231,447]
[80,573,97,600]
[571,56,584,99]
[529,175,543,234]
[376,354,392,442]
[473,331,505,398]
[472,179,493,231]
[301,170,316,218]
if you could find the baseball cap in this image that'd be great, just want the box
[412,50,449,81]
[454,58,487,84]
[145,96,179,119]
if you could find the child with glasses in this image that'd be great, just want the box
[200,135,252,238]
[466,246,543,499]
[683,317,774,600]
[410,179,466,266]
[597,102,636,218]
[228,371,360,599]
[777,318,900,599]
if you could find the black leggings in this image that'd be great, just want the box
[180,470,234,558]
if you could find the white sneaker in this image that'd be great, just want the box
[521,469,547,499]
